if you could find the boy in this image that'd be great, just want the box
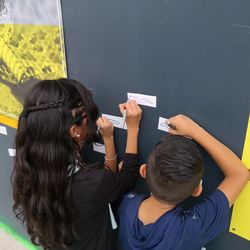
[118,114,249,250]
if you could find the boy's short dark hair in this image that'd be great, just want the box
[146,134,203,204]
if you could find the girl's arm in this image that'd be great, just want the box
[97,117,117,173]
[119,100,142,154]
[93,101,142,205]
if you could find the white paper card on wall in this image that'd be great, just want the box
[93,143,106,154]
[102,114,127,130]
[0,125,7,135]
[8,148,16,157]
[127,92,157,108]
[158,117,170,132]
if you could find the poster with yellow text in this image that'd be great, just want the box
[0,0,67,128]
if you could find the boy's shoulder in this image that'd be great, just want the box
[174,189,230,248]
[118,193,148,216]
[120,192,145,206]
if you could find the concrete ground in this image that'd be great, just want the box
[0,229,28,250]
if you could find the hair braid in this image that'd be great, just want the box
[21,96,70,118]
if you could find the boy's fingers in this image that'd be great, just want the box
[167,116,176,123]
[166,118,174,127]
[167,121,177,130]
[166,117,179,134]
[168,127,179,135]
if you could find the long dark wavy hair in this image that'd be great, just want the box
[11,78,99,249]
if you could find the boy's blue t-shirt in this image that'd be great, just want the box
[118,189,230,250]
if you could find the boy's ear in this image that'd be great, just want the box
[139,164,147,178]
[192,181,203,197]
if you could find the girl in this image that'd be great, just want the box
[11,78,142,250]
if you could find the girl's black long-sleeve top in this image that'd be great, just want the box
[62,153,139,250]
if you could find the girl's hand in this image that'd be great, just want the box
[96,116,114,140]
[167,114,202,138]
[119,100,142,129]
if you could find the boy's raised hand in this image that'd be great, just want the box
[119,100,142,129]
[167,114,201,138]
[168,114,249,207]
[96,116,114,140]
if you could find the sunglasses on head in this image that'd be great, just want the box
[73,113,88,125]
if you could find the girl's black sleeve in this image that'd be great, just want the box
[93,153,139,207]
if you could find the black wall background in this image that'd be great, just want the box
[62,0,250,249]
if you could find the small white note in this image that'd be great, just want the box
[93,143,106,154]
[127,92,157,107]
[0,125,7,135]
[201,248,206,250]
[8,148,16,157]
[158,117,170,132]
[102,114,127,129]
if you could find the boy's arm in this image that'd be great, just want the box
[168,114,249,207]
[192,126,249,207]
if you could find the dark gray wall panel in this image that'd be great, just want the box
[61,1,250,249]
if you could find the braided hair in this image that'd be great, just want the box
[12,78,99,249]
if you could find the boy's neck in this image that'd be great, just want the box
[138,195,176,225]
